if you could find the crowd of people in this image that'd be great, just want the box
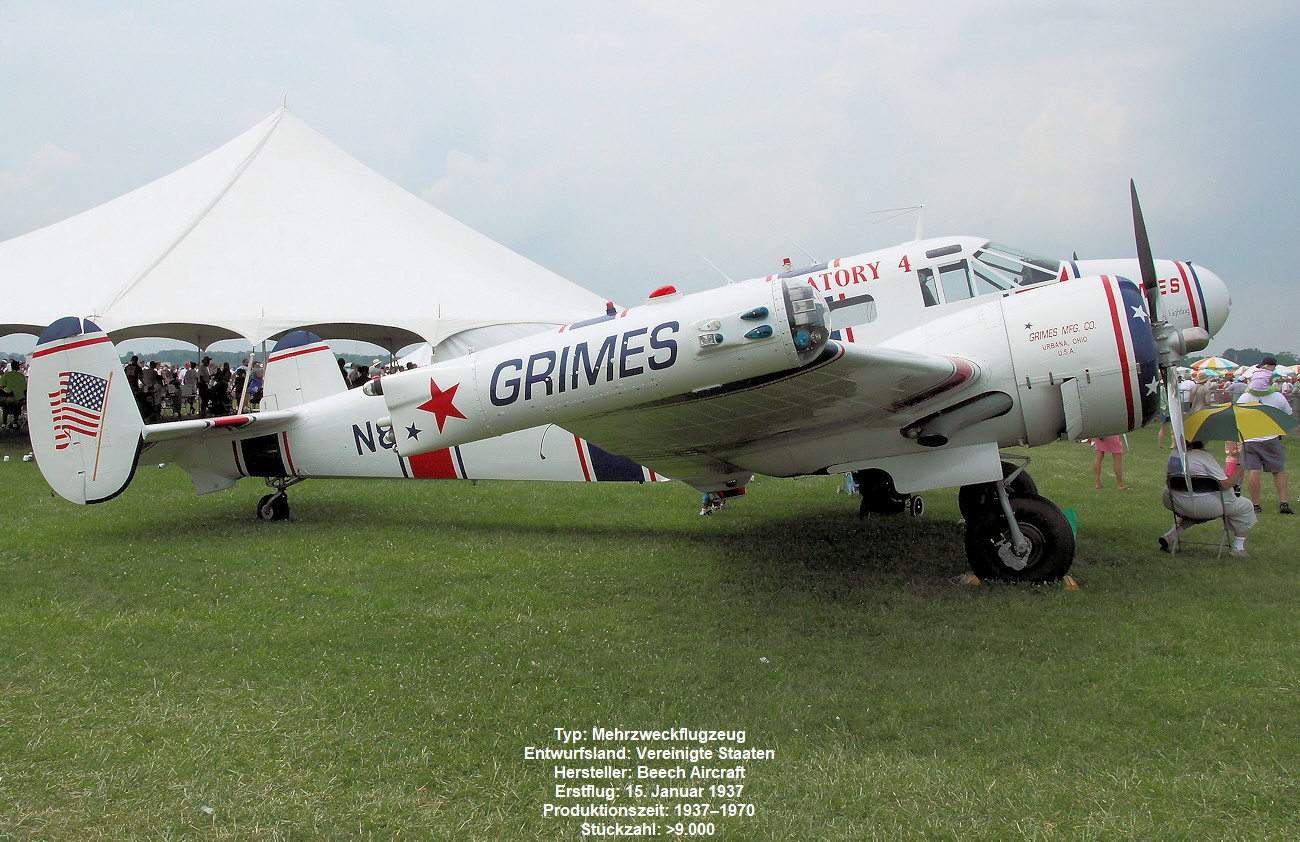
[1175,362,1300,416]
[122,356,266,422]
[340,357,418,389]
[0,352,417,431]
[121,354,418,422]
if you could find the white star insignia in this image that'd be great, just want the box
[1145,377,1161,396]
[1131,304,1149,323]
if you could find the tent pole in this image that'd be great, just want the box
[237,344,255,413]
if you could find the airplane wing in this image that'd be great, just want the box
[562,341,980,482]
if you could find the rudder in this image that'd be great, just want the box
[28,317,144,504]
[262,330,348,409]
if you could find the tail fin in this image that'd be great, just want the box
[261,331,348,409]
[28,317,144,504]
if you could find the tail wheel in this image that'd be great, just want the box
[854,468,908,518]
[964,493,1074,582]
[958,461,1037,522]
[257,493,290,522]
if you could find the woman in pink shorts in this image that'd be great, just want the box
[1089,436,1129,489]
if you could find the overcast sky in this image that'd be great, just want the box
[2,1,1296,355]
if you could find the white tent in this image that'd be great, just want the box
[0,108,608,352]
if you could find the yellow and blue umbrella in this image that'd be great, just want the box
[1182,401,1298,442]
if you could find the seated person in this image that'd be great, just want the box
[1161,440,1256,557]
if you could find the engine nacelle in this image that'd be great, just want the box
[1001,275,1159,444]
[380,278,830,457]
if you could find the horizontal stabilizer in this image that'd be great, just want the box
[142,409,298,443]
[28,317,144,504]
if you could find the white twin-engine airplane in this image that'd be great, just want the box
[27,188,1229,582]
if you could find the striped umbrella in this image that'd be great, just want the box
[1190,356,1238,371]
[1183,401,1298,442]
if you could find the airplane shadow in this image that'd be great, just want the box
[174,488,977,600]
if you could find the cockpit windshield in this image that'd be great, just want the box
[972,242,1062,288]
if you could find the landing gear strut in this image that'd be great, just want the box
[957,458,1037,522]
[256,477,303,521]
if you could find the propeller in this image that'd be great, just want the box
[1129,180,1201,456]
[1131,180,1162,321]
[1130,181,1210,360]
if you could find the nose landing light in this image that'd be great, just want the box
[782,281,830,361]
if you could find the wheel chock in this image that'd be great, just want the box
[1062,575,1080,590]
[953,572,981,586]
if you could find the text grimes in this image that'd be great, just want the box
[490,321,680,407]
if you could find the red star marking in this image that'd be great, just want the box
[417,379,468,432]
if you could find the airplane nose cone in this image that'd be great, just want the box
[1194,264,1231,338]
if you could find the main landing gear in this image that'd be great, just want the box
[256,477,304,522]
[959,459,1074,582]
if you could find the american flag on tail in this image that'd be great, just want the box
[49,371,108,450]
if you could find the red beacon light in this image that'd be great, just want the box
[648,285,679,300]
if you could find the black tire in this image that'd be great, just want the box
[964,493,1074,582]
[257,493,290,522]
[909,495,924,517]
[958,462,1038,522]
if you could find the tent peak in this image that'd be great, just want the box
[96,109,288,316]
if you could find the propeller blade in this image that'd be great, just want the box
[1130,180,1162,321]
[1167,376,1187,456]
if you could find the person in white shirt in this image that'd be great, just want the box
[1237,357,1292,515]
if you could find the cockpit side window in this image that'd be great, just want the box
[938,260,974,303]
[971,263,1014,295]
[918,267,939,306]
[921,259,996,305]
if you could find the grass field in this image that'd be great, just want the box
[1,425,1297,840]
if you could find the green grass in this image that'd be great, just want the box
[1,427,1298,840]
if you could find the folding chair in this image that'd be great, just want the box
[1163,474,1232,558]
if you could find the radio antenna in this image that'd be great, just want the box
[773,226,819,265]
[866,205,925,241]
[697,252,736,284]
